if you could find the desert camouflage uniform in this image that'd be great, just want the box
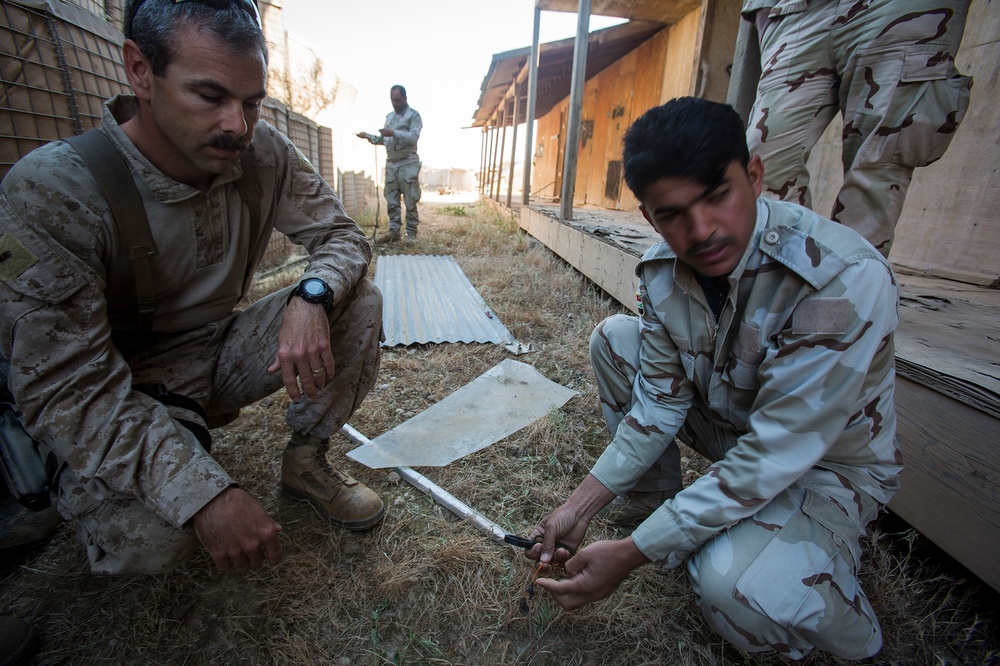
[589,198,900,659]
[743,0,973,257]
[0,96,382,574]
[367,105,422,236]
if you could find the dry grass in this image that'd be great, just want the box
[2,201,998,665]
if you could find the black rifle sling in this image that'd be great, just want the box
[66,130,157,330]
[234,150,263,300]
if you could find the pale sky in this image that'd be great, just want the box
[278,1,625,173]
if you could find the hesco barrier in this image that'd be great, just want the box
[0,0,339,280]
[0,0,129,180]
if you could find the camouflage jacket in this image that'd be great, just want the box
[589,198,901,568]
[0,95,371,528]
[370,106,422,165]
[741,0,807,17]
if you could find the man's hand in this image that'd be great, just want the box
[356,131,372,140]
[192,487,283,572]
[527,502,591,567]
[533,538,650,610]
[267,296,334,402]
[378,128,395,138]
[526,474,617,565]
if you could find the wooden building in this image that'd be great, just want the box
[473,0,1000,593]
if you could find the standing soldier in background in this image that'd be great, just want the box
[743,0,973,257]
[357,85,423,243]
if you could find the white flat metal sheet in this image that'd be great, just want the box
[347,359,578,469]
[374,254,514,347]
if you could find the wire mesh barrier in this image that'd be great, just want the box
[0,0,129,180]
[336,169,378,222]
[0,0,341,293]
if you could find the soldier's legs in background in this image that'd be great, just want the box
[833,0,972,256]
[399,162,422,236]
[383,165,403,235]
[746,4,840,210]
[589,314,681,494]
[686,470,882,660]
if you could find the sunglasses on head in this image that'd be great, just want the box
[127,0,262,36]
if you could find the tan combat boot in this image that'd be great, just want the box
[281,434,384,531]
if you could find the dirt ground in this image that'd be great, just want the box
[1,199,998,665]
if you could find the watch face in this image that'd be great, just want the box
[303,279,326,297]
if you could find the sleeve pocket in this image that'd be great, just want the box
[0,216,85,304]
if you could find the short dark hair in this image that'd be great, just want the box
[390,85,407,98]
[622,97,749,201]
[125,0,268,77]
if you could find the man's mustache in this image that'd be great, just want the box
[206,134,248,152]
[686,237,730,258]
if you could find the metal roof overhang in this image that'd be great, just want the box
[472,20,664,128]
[536,0,701,24]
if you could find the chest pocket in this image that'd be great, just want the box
[723,322,764,391]
[672,336,696,383]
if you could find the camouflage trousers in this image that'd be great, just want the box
[590,314,883,659]
[745,0,972,257]
[384,160,421,234]
[58,279,383,574]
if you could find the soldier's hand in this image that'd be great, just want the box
[192,487,283,572]
[378,128,395,137]
[526,474,616,565]
[268,296,335,402]
[533,538,649,610]
[526,502,589,566]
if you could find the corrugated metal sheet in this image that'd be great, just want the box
[374,255,514,347]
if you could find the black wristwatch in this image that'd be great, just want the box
[288,277,334,310]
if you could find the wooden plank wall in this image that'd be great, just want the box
[659,8,701,103]
[531,13,713,211]
[532,112,563,198]
[580,29,670,210]
[891,376,1000,592]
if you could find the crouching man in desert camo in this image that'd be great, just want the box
[0,0,385,574]
[527,97,900,660]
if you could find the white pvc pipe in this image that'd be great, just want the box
[339,423,508,544]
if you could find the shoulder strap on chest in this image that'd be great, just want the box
[65,129,157,331]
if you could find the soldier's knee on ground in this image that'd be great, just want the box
[329,279,382,340]
[589,313,639,363]
[687,510,882,660]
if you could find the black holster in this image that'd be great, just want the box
[0,403,58,511]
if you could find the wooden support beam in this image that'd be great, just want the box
[522,4,542,206]
[559,0,592,220]
[479,128,487,195]
[496,102,508,202]
[506,82,521,207]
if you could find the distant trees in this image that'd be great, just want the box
[269,58,340,118]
